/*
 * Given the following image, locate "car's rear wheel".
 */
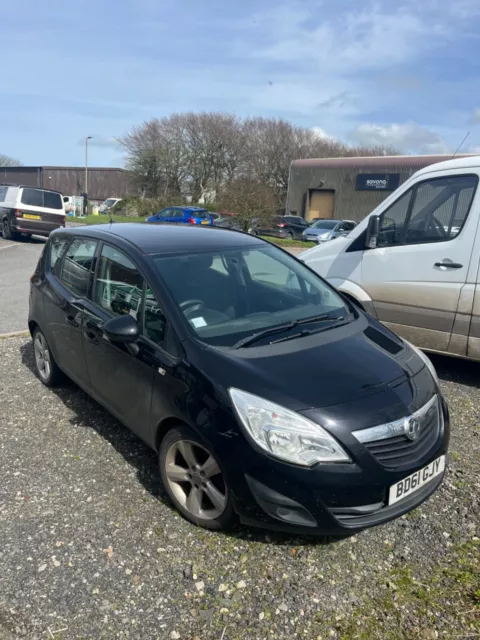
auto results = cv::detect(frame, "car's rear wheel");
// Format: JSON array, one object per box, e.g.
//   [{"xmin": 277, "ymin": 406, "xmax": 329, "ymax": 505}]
[
  {"xmin": 2, "ymin": 218, "xmax": 19, "ymax": 241},
  {"xmin": 248, "ymin": 228, "xmax": 258, "ymax": 236},
  {"xmin": 159, "ymin": 426, "xmax": 235, "ymax": 530},
  {"xmin": 33, "ymin": 328, "xmax": 62, "ymax": 387},
  {"xmin": 286, "ymin": 231, "xmax": 294, "ymax": 240}
]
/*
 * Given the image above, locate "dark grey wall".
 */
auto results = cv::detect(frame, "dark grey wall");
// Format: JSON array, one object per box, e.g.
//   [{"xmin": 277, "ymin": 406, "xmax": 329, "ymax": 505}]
[
  {"xmin": 286, "ymin": 157, "xmax": 453, "ymax": 222},
  {"xmin": 0, "ymin": 167, "xmax": 135, "ymax": 200}
]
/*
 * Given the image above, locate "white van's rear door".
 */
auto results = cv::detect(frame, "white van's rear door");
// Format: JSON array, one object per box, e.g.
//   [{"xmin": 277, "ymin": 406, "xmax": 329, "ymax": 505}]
[{"xmin": 361, "ymin": 170, "xmax": 479, "ymax": 354}]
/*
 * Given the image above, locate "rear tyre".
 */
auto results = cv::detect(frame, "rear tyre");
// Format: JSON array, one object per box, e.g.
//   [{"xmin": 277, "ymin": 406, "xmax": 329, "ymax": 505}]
[
  {"xmin": 33, "ymin": 328, "xmax": 63, "ymax": 387},
  {"xmin": 159, "ymin": 426, "xmax": 236, "ymax": 530},
  {"xmin": 248, "ymin": 228, "xmax": 258, "ymax": 236},
  {"xmin": 2, "ymin": 218, "xmax": 19, "ymax": 241},
  {"xmin": 286, "ymin": 231, "xmax": 294, "ymax": 240}
]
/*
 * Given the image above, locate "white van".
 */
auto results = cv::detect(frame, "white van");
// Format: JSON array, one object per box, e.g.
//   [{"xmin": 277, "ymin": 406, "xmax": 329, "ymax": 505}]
[
  {"xmin": 301, "ymin": 156, "xmax": 480, "ymax": 361},
  {"xmin": 0, "ymin": 185, "xmax": 65, "ymax": 240}
]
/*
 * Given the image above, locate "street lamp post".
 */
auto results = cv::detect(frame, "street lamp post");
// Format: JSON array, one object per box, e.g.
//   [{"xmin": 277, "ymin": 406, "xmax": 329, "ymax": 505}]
[{"xmin": 84, "ymin": 136, "xmax": 93, "ymax": 216}]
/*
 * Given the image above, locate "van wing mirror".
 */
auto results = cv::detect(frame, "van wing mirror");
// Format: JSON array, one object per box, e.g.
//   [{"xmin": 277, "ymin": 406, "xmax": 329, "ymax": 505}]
[{"xmin": 365, "ymin": 215, "xmax": 380, "ymax": 249}]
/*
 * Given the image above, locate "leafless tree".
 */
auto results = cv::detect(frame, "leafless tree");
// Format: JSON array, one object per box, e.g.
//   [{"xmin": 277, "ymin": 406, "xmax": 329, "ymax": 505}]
[
  {"xmin": 119, "ymin": 112, "xmax": 398, "ymax": 204},
  {"xmin": 216, "ymin": 179, "xmax": 278, "ymax": 231},
  {"xmin": 0, "ymin": 154, "xmax": 22, "ymax": 167}
]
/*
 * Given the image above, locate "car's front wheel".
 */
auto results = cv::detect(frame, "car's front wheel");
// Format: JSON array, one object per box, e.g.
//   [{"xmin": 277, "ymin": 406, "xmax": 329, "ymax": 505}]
[
  {"xmin": 159, "ymin": 426, "xmax": 235, "ymax": 530},
  {"xmin": 33, "ymin": 328, "xmax": 62, "ymax": 387}
]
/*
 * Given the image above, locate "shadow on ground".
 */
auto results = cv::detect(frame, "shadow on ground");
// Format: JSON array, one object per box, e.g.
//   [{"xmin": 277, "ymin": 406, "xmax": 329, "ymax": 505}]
[
  {"xmin": 19, "ymin": 339, "xmax": 339, "ymax": 547},
  {"xmin": 430, "ymin": 353, "xmax": 480, "ymax": 389}
]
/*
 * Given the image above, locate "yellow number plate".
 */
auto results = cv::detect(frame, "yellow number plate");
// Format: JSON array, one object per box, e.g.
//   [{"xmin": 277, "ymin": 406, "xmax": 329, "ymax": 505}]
[
  {"xmin": 23, "ymin": 214, "xmax": 41, "ymax": 220},
  {"xmin": 201, "ymin": 220, "xmax": 209, "ymax": 225}
]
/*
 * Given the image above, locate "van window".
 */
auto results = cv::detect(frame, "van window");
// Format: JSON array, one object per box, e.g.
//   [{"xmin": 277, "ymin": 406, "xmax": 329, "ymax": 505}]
[
  {"xmin": 0, "ymin": 186, "xmax": 7, "ymax": 203},
  {"xmin": 21, "ymin": 188, "xmax": 63, "ymax": 210},
  {"xmin": 378, "ymin": 190, "xmax": 413, "ymax": 246},
  {"xmin": 403, "ymin": 175, "xmax": 477, "ymax": 244}
]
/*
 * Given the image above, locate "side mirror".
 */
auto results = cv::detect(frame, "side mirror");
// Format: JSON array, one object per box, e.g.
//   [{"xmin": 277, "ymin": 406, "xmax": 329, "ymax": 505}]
[
  {"xmin": 365, "ymin": 215, "xmax": 380, "ymax": 249},
  {"xmin": 103, "ymin": 314, "xmax": 139, "ymax": 343},
  {"xmin": 63, "ymin": 196, "xmax": 69, "ymax": 203}
]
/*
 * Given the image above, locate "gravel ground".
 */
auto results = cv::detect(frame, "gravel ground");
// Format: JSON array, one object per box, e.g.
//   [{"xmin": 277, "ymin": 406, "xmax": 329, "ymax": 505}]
[{"xmin": 0, "ymin": 336, "xmax": 478, "ymax": 640}]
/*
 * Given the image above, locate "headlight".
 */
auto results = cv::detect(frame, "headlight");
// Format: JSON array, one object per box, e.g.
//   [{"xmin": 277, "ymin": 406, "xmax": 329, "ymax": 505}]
[
  {"xmin": 229, "ymin": 388, "xmax": 350, "ymax": 466},
  {"xmin": 319, "ymin": 232, "xmax": 329, "ymax": 239},
  {"xmin": 403, "ymin": 340, "xmax": 439, "ymax": 387}
]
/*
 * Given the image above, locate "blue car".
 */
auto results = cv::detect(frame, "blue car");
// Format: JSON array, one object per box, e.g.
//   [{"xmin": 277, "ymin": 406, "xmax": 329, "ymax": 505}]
[{"xmin": 146, "ymin": 206, "xmax": 214, "ymax": 226}]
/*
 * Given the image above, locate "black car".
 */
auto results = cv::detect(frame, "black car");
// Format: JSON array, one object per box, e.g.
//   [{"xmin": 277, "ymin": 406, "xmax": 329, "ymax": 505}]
[
  {"xmin": 249, "ymin": 215, "xmax": 310, "ymax": 240},
  {"xmin": 214, "ymin": 215, "xmax": 243, "ymax": 231},
  {"xmin": 29, "ymin": 224, "xmax": 449, "ymax": 534}
]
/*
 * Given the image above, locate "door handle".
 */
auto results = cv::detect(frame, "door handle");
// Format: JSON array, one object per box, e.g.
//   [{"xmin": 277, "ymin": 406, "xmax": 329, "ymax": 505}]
[
  {"xmin": 66, "ymin": 314, "xmax": 79, "ymax": 328},
  {"xmin": 84, "ymin": 330, "xmax": 100, "ymax": 345},
  {"xmin": 434, "ymin": 261, "xmax": 463, "ymax": 269}
]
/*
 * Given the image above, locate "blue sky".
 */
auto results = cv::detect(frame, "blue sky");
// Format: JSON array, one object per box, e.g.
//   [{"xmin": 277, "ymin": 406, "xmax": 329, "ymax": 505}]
[{"xmin": 2, "ymin": 0, "xmax": 480, "ymax": 166}]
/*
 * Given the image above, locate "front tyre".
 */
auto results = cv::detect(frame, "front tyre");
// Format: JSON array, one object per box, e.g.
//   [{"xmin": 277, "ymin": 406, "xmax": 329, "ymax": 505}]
[
  {"xmin": 159, "ymin": 426, "xmax": 235, "ymax": 530},
  {"xmin": 33, "ymin": 328, "xmax": 63, "ymax": 387}
]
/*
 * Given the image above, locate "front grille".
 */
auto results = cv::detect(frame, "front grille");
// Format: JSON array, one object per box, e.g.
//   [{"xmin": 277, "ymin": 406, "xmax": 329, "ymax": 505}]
[{"xmin": 353, "ymin": 396, "xmax": 442, "ymax": 469}]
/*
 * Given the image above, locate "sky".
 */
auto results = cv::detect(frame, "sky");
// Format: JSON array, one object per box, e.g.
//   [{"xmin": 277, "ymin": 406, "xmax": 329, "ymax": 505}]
[{"xmin": 2, "ymin": 0, "xmax": 480, "ymax": 167}]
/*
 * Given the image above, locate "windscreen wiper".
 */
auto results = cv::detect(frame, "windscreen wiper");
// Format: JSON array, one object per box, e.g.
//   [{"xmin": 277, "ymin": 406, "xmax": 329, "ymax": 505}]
[
  {"xmin": 233, "ymin": 321, "xmax": 297, "ymax": 349},
  {"xmin": 269, "ymin": 317, "xmax": 346, "ymax": 344},
  {"xmin": 232, "ymin": 313, "xmax": 346, "ymax": 349}
]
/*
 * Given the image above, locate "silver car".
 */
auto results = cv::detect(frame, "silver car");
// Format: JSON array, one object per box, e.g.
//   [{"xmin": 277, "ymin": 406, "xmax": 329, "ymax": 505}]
[{"xmin": 303, "ymin": 219, "xmax": 357, "ymax": 243}]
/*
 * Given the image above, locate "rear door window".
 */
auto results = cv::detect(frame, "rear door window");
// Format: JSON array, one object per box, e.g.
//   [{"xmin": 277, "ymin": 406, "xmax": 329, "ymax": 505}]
[{"xmin": 59, "ymin": 238, "xmax": 98, "ymax": 297}]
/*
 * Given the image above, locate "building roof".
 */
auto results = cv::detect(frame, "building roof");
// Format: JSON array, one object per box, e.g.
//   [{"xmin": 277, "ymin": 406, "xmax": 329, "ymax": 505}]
[
  {"xmin": 291, "ymin": 154, "xmax": 474, "ymax": 170},
  {"xmin": 0, "ymin": 166, "xmax": 127, "ymax": 172},
  {"xmin": 58, "ymin": 223, "xmax": 262, "ymax": 255}
]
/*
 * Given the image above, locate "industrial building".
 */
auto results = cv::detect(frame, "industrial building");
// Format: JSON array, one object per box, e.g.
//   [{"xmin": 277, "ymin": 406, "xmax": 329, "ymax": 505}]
[
  {"xmin": 286, "ymin": 155, "xmax": 473, "ymax": 223},
  {"xmin": 0, "ymin": 166, "xmax": 134, "ymax": 201}
]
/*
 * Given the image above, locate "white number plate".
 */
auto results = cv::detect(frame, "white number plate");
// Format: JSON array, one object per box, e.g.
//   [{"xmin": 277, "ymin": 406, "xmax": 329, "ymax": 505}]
[{"xmin": 389, "ymin": 455, "xmax": 445, "ymax": 505}]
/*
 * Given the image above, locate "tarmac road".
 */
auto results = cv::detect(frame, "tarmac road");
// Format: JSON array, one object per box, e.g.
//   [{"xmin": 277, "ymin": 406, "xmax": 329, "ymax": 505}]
[{"xmin": 0, "ymin": 235, "xmax": 46, "ymax": 334}]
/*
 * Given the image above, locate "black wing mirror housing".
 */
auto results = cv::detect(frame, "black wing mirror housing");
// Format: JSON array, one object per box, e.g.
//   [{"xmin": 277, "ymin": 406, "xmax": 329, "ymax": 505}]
[{"xmin": 103, "ymin": 314, "xmax": 140, "ymax": 344}]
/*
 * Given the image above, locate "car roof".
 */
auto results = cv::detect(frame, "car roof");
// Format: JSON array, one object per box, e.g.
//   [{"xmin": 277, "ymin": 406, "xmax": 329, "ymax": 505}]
[
  {"xmin": 168, "ymin": 206, "xmax": 207, "ymax": 211},
  {"xmin": 56, "ymin": 223, "xmax": 265, "ymax": 255}
]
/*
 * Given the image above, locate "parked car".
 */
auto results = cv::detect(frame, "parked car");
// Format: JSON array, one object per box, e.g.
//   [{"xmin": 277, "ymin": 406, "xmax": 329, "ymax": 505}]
[
  {"xmin": 29, "ymin": 223, "xmax": 447, "ymax": 534},
  {"xmin": 214, "ymin": 215, "xmax": 243, "ymax": 230},
  {"xmin": 303, "ymin": 219, "xmax": 357, "ymax": 243},
  {"xmin": 249, "ymin": 215, "xmax": 310, "ymax": 240},
  {"xmin": 1, "ymin": 185, "xmax": 65, "ymax": 240},
  {"xmin": 300, "ymin": 155, "xmax": 480, "ymax": 361},
  {"xmin": 146, "ymin": 206, "xmax": 214, "ymax": 225},
  {"xmin": 99, "ymin": 198, "xmax": 122, "ymax": 214}
]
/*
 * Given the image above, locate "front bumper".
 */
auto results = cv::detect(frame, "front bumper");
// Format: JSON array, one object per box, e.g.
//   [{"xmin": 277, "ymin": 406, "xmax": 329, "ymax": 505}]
[{"xmin": 227, "ymin": 396, "xmax": 449, "ymax": 536}]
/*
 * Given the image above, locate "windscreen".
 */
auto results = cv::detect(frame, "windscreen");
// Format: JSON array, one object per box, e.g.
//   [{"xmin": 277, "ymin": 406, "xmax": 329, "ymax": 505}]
[
  {"xmin": 153, "ymin": 245, "xmax": 350, "ymax": 347},
  {"xmin": 311, "ymin": 220, "xmax": 337, "ymax": 229}
]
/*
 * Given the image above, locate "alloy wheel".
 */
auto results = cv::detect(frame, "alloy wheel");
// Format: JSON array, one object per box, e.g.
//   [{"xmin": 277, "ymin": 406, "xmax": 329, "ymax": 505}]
[
  {"xmin": 164, "ymin": 439, "xmax": 226, "ymax": 520},
  {"xmin": 34, "ymin": 332, "xmax": 51, "ymax": 381}
]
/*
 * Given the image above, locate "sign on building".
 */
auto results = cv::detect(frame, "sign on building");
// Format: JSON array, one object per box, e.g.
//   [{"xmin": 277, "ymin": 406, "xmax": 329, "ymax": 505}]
[{"xmin": 355, "ymin": 173, "xmax": 401, "ymax": 191}]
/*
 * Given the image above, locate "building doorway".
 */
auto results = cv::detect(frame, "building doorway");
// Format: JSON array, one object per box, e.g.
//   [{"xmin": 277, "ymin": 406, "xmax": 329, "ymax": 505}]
[{"xmin": 307, "ymin": 190, "xmax": 335, "ymax": 221}]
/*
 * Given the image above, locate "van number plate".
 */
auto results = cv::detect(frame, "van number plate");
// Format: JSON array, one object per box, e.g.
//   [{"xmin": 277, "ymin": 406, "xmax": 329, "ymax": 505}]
[
  {"xmin": 389, "ymin": 455, "xmax": 445, "ymax": 505},
  {"xmin": 23, "ymin": 214, "xmax": 41, "ymax": 220}
]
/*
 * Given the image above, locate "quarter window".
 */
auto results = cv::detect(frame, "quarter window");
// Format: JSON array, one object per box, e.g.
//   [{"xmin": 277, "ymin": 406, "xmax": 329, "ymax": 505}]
[
  {"xmin": 93, "ymin": 244, "xmax": 144, "ymax": 318},
  {"xmin": 49, "ymin": 236, "xmax": 69, "ymax": 268},
  {"xmin": 0, "ymin": 186, "xmax": 7, "ymax": 203},
  {"xmin": 143, "ymin": 288, "xmax": 167, "ymax": 344},
  {"xmin": 378, "ymin": 190, "xmax": 412, "ymax": 247},
  {"xmin": 59, "ymin": 238, "xmax": 97, "ymax": 297}
]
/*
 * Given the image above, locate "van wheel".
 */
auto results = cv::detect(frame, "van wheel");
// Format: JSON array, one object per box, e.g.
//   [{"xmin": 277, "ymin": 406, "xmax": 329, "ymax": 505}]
[
  {"xmin": 159, "ymin": 426, "xmax": 235, "ymax": 530},
  {"xmin": 2, "ymin": 219, "xmax": 18, "ymax": 241},
  {"xmin": 33, "ymin": 328, "xmax": 63, "ymax": 387}
]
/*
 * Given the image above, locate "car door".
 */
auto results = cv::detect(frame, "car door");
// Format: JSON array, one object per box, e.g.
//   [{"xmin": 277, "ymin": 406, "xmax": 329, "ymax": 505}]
[
  {"xmin": 361, "ymin": 172, "xmax": 479, "ymax": 353},
  {"xmin": 43, "ymin": 235, "xmax": 98, "ymax": 388},
  {"xmin": 80, "ymin": 242, "xmax": 154, "ymax": 438}
]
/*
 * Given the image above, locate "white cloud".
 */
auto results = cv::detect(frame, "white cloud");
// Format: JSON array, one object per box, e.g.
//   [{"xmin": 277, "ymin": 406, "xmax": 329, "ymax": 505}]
[
  {"xmin": 249, "ymin": 4, "xmax": 448, "ymax": 73},
  {"xmin": 311, "ymin": 126, "xmax": 336, "ymax": 141},
  {"xmin": 349, "ymin": 122, "xmax": 451, "ymax": 154},
  {"xmin": 468, "ymin": 108, "xmax": 480, "ymax": 125}
]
